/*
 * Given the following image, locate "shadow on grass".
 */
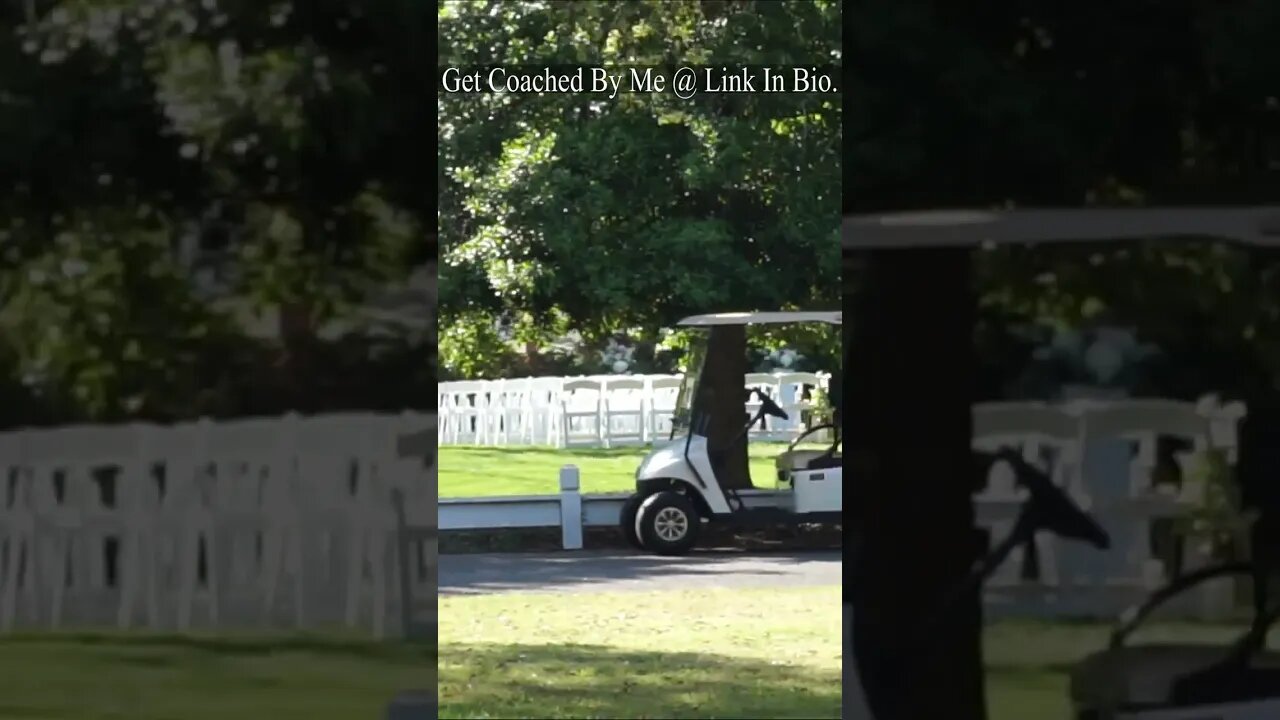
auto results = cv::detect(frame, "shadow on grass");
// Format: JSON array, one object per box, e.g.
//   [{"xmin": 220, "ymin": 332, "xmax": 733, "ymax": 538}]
[{"xmin": 439, "ymin": 641, "xmax": 839, "ymax": 719}]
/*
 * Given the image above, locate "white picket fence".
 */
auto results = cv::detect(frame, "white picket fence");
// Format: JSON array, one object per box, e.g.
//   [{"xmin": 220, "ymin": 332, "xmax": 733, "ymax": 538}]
[
  {"xmin": 438, "ymin": 371, "xmax": 833, "ymax": 447},
  {"xmin": 0, "ymin": 412, "xmax": 437, "ymax": 636},
  {"xmin": 439, "ymin": 395, "xmax": 1249, "ymax": 619}
]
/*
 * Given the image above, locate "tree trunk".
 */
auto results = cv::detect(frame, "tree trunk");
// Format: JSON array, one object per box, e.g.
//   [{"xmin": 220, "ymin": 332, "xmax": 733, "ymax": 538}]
[{"xmin": 847, "ymin": 248, "xmax": 985, "ymax": 720}]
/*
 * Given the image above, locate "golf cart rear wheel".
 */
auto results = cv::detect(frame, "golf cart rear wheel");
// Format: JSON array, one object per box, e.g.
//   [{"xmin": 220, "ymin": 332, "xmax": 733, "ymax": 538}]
[
  {"xmin": 619, "ymin": 493, "xmax": 648, "ymax": 551},
  {"xmin": 636, "ymin": 490, "xmax": 700, "ymax": 556}
]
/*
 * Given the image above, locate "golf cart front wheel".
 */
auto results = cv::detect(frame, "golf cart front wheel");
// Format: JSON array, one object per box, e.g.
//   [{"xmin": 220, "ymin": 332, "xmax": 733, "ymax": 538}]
[
  {"xmin": 619, "ymin": 493, "xmax": 648, "ymax": 551},
  {"xmin": 636, "ymin": 490, "xmax": 700, "ymax": 556}
]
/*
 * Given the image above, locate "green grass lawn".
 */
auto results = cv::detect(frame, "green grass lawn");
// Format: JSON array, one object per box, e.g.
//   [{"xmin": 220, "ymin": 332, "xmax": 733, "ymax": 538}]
[
  {"xmin": 440, "ymin": 586, "xmax": 842, "ymax": 719},
  {"xmin": 0, "ymin": 633, "xmax": 433, "ymax": 720},
  {"xmin": 439, "ymin": 586, "xmax": 1266, "ymax": 719},
  {"xmin": 0, "ymin": 607, "xmax": 1261, "ymax": 719},
  {"xmin": 439, "ymin": 443, "xmax": 817, "ymax": 497}
]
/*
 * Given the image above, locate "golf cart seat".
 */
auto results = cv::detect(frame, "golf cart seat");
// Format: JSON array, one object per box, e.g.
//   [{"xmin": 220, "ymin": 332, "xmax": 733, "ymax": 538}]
[
  {"xmin": 775, "ymin": 448, "xmax": 841, "ymax": 472},
  {"xmin": 1070, "ymin": 645, "xmax": 1280, "ymax": 713},
  {"xmin": 804, "ymin": 452, "xmax": 842, "ymax": 470}
]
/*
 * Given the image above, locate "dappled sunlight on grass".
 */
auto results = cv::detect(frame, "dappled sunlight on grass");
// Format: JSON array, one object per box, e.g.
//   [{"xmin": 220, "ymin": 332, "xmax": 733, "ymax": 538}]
[
  {"xmin": 438, "ymin": 585, "xmax": 841, "ymax": 718},
  {"xmin": 439, "ymin": 642, "xmax": 840, "ymax": 719},
  {"xmin": 432, "ymin": 601, "xmax": 1280, "ymax": 719}
]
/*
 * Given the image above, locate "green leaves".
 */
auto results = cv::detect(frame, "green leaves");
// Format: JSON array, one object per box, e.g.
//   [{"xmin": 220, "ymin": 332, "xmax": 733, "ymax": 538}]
[
  {"xmin": 0, "ymin": 0, "xmax": 433, "ymax": 422},
  {"xmin": 439, "ymin": 1, "xmax": 840, "ymax": 370}
]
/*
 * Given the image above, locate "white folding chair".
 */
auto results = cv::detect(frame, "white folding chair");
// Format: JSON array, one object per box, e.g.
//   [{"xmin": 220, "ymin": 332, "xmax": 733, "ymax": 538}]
[
  {"xmin": 441, "ymin": 381, "xmax": 487, "ymax": 445},
  {"xmin": 390, "ymin": 411, "xmax": 437, "ymax": 632},
  {"xmin": 0, "ymin": 430, "xmax": 37, "ymax": 631},
  {"xmin": 20, "ymin": 423, "xmax": 146, "ymax": 628},
  {"xmin": 1068, "ymin": 399, "xmax": 1221, "ymax": 604},
  {"xmin": 775, "ymin": 371, "xmax": 823, "ymax": 439},
  {"xmin": 972, "ymin": 402, "xmax": 1085, "ymax": 592},
  {"xmin": 274, "ymin": 412, "xmax": 382, "ymax": 627},
  {"xmin": 116, "ymin": 422, "xmax": 207, "ymax": 631},
  {"xmin": 603, "ymin": 378, "xmax": 646, "ymax": 447},
  {"xmin": 560, "ymin": 379, "xmax": 605, "ymax": 448},
  {"xmin": 492, "ymin": 378, "xmax": 532, "ymax": 446},
  {"xmin": 525, "ymin": 378, "xmax": 562, "ymax": 445},
  {"xmin": 647, "ymin": 376, "xmax": 683, "ymax": 442},
  {"xmin": 1196, "ymin": 394, "xmax": 1247, "ymax": 464},
  {"xmin": 436, "ymin": 384, "xmax": 453, "ymax": 445},
  {"xmin": 189, "ymin": 416, "xmax": 296, "ymax": 628},
  {"xmin": 1076, "ymin": 399, "xmax": 1215, "ymax": 503},
  {"xmin": 340, "ymin": 414, "xmax": 407, "ymax": 638}
]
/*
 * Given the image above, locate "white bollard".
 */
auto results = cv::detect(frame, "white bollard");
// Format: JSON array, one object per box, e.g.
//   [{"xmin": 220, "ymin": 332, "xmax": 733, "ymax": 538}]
[{"xmin": 559, "ymin": 465, "xmax": 583, "ymax": 550}]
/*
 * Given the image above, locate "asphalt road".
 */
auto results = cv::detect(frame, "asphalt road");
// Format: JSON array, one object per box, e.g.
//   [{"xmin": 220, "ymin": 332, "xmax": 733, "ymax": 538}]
[{"xmin": 439, "ymin": 549, "xmax": 842, "ymax": 595}]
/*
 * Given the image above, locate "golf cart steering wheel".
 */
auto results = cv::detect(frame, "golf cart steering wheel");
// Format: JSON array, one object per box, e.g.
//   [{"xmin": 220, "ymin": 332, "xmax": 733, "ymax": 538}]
[
  {"xmin": 788, "ymin": 423, "xmax": 835, "ymax": 449},
  {"xmin": 789, "ymin": 422, "xmax": 841, "ymax": 461},
  {"xmin": 988, "ymin": 448, "xmax": 1111, "ymax": 550},
  {"xmin": 752, "ymin": 388, "xmax": 789, "ymax": 421},
  {"xmin": 1108, "ymin": 563, "xmax": 1255, "ymax": 650}
]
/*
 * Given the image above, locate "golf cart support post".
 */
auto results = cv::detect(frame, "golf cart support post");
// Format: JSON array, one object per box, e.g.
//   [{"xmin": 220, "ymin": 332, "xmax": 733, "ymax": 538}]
[{"xmin": 843, "ymin": 206, "xmax": 1280, "ymax": 720}]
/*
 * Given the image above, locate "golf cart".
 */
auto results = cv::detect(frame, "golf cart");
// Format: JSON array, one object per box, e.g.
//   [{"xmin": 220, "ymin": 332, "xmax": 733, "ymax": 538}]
[
  {"xmin": 619, "ymin": 311, "xmax": 842, "ymax": 556},
  {"xmin": 846, "ymin": 207, "xmax": 1280, "ymax": 720},
  {"xmin": 843, "ymin": 406, "xmax": 1280, "ymax": 720}
]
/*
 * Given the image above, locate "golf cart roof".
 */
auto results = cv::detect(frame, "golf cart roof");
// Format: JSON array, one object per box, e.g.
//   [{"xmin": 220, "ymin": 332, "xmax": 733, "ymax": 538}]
[
  {"xmin": 678, "ymin": 311, "xmax": 842, "ymax": 326},
  {"xmin": 843, "ymin": 206, "xmax": 1280, "ymax": 249}
]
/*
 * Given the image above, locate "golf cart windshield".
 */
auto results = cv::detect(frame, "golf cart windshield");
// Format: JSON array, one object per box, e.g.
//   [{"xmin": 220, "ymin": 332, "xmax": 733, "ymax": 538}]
[
  {"xmin": 668, "ymin": 311, "xmax": 842, "ymax": 441},
  {"xmin": 670, "ymin": 331, "xmax": 708, "ymax": 438}
]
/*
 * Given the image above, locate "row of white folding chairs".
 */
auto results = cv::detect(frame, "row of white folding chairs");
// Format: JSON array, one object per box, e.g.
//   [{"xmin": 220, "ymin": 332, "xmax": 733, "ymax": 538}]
[
  {"xmin": 0, "ymin": 412, "xmax": 434, "ymax": 635},
  {"xmin": 438, "ymin": 375, "xmax": 665, "ymax": 447},
  {"xmin": 971, "ymin": 396, "xmax": 1246, "ymax": 604},
  {"xmin": 438, "ymin": 371, "xmax": 831, "ymax": 447}
]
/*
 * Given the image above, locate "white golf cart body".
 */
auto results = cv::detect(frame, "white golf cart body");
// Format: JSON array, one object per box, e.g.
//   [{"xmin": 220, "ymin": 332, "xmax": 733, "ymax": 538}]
[
  {"xmin": 634, "ymin": 310, "xmax": 842, "ymax": 514},
  {"xmin": 843, "ymin": 207, "xmax": 1280, "ymax": 720},
  {"xmin": 624, "ymin": 310, "xmax": 843, "ymax": 555},
  {"xmin": 636, "ymin": 435, "xmax": 732, "ymax": 514},
  {"xmin": 636, "ymin": 433, "xmax": 843, "ymax": 516}
]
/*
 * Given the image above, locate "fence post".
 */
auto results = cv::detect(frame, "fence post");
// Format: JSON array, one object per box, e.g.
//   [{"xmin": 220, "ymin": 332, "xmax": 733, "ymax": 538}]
[{"xmin": 559, "ymin": 465, "xmax": 583, "ymax": 550}]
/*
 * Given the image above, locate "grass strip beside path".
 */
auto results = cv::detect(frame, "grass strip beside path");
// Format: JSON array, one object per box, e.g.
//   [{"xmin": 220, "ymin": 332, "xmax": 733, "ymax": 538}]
[
  {"xmin": 439, "ymin": 444, "xmax": 797, "ymax": 498},
  {"xmin": 0, "ymin": 633, "xmax": 433, "ymax": 720}
]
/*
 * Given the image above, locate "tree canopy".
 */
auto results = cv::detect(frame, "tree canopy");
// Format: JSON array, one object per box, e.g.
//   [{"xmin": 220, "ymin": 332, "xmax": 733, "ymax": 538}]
[
  {"xmin": 851, "ymin": 0, "xmax": 1280, "ymax": 400},
  {"xmin": 0, "ymin": 0, "xmax": 433, "ymax": 427},
  {"xmin": 438, "ymin": 0, "xmax": 841, "ymax": 378}
]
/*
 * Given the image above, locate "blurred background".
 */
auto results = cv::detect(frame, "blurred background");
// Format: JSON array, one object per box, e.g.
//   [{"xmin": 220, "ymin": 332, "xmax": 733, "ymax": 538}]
[
  {"xmin": 0, "ymin": 3, "xmax": 436, "ymax": 719},
  {"xmin": 850, "ymin": 2, "xmax": 1280, "ymax": 718},
  {"xmin": 0, "ymin": 0, "xmax": 435, "ymax": 429}
]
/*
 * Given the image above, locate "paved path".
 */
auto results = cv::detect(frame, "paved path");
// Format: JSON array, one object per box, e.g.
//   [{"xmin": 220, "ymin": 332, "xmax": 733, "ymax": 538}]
[{"xmin": 439, "ymin": 550, "xmax": 842, "ymax": 595}]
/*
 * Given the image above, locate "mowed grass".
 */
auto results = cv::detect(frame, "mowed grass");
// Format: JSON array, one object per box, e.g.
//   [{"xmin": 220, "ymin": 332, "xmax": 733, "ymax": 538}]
[
  {"xmin": 439, "ymin": 443, "xmax": 813, "ymax": 497},
  {"xmin": 439, "ymin": 586, "xmax": 842, "ymax": 719},
  {"xmin": 985, "ymin": 620, "xmax": 1272, "ymax": 719},
  {"xmin": 0, "ymin": 633, "xmax": 433, "ymax": 720},
  {"xmin": 440, "ymin": 587, "xmax": 1267, "ymax": 720},
  {"xmin": 0, "ymin": 609, "xmax": 1260, "ymax": 718}
]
